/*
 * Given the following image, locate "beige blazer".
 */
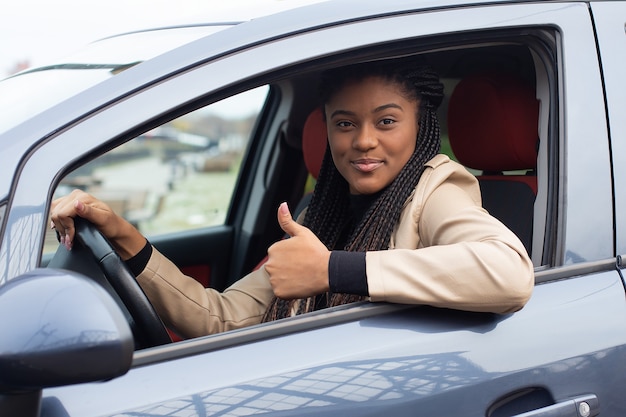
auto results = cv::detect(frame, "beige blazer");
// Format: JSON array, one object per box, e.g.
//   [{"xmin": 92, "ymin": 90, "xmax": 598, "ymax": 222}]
[{"xmin": 137, "ymin": 154, "xmax": 534, "ymax": 339}]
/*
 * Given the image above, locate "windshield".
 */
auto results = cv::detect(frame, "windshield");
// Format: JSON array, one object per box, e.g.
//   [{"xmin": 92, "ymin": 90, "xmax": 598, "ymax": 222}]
[{"xmin": 0, "ymin": 25, "xmax": 232, "ymax": 135}]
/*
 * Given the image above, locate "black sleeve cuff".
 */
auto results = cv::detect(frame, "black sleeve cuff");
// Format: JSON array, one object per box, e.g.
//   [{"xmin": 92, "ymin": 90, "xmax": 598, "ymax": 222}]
[
  {"xmin": 125, "ymin": 239, "xmax": 152, "ymax": 276},
  {"xmin": 328, "ymin": 251, "xmax": 369, "ymax": 296}
]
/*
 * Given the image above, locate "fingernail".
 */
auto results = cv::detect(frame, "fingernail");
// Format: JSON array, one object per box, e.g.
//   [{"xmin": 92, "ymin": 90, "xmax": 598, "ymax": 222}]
[
  {"xmin": 74, "ymin": 200, "xmax": 84, "ymax": 211},
  {"xmin": 50, "ymin": 220, "xmax": 54, "ymax": 229},
  {"xmin": 65, "ymin": 234, "xmax": 72, "ymax": 251},
  {"xmin": 279, "ymin": 202, "xmax": 288, "ymax": 215}
]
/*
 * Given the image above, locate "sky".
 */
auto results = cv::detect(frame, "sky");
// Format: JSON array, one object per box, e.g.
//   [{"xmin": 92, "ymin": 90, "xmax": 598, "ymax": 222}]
[{"xmin": 0, "ymin": 0, "xmax": 326, "ymax": 78}]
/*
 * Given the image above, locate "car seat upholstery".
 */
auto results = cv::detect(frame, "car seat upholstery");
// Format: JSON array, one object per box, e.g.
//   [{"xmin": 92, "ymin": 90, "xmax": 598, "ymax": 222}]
[
  {"xmin": 293, "ymin": 107, "xmax": 327, "ymax": 217},
  {"xmin": 447, "ymin": 71, "xmax": 540, "ymax": 253},
  {"xmin": 302, "ymin": 107, "xmax": 326, "ymax": 181}
]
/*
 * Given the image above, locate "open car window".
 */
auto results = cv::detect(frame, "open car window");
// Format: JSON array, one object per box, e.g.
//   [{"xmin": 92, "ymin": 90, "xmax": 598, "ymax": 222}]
[{"xmin": 45, "ymin": 86, "xmax": 269, "ymax": 254}]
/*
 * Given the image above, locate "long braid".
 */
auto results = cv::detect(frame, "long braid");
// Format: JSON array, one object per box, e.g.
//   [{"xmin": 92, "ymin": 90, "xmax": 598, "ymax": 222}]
[{"xmin": 263, "ymin": 57, "xmax": 444, "ymax": 321}]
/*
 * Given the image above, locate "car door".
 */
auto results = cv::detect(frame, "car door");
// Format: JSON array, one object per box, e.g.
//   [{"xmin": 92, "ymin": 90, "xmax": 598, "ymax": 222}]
[{"xmin": 4, "ymin": 1, "xmax": 626, "ymax": 416}]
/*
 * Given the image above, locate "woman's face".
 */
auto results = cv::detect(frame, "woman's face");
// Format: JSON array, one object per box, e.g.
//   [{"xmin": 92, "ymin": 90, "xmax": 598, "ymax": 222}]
[{"xmin": 325, "ymin": 76, "xmax": 420, "ymax": 195}]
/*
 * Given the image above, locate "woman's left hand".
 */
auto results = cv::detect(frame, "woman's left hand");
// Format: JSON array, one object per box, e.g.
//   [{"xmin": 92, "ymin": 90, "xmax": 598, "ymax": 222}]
[
  {"xmin": 50, "ymin": 189, "xmax": 147, "ymax": 260},
  {"xmin": 265, "ymin": 202, "xmax": 331, "ymax": 299}
]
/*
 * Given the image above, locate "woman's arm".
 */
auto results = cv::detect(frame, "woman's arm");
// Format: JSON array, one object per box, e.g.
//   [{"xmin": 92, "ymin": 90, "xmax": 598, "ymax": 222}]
[
  {"xmin": 366, "ymin": 162, "xmax": 534, "ymax": 313},
  {"xmin": 137, "ymin": 248, "xmax": 274, "ymax": 338}
]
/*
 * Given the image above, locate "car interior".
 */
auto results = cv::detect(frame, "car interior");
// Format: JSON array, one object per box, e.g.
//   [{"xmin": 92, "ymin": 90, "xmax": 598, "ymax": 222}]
[{"xmin": 45, "ymin": 28, "xmax": 555, "ymax": 348}]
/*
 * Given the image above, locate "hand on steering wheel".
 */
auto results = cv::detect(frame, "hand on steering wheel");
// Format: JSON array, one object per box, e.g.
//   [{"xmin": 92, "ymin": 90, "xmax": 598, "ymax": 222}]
[{"xmin": 49, "ymin": 217, "xmax": 171, "ymax": 349}]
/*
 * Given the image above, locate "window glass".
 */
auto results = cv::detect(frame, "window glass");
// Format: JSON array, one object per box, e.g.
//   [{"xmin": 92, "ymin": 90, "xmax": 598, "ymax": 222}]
[{"xmin": 44, "ymin": 86, "xmax": 269, "ymax": 254}]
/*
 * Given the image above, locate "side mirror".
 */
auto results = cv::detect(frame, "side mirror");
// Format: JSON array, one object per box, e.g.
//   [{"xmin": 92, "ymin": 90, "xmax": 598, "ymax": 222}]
[{"xmin": 0, "ymin": 269, "xmax": 133, "ymax": 417}]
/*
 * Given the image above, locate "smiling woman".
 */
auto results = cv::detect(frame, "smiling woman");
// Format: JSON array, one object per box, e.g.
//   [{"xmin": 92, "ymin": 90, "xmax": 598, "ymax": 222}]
[
  {"xmin": 325, "ymin": 76, "xmax": 420, "ymax": 195},
  {"xmin": 4, "ymin": 1, "xmax": 626, "ymax": 415},
  {"xmin": 263, "ymin": 57, "xmax": 532, "ymax": 321}
]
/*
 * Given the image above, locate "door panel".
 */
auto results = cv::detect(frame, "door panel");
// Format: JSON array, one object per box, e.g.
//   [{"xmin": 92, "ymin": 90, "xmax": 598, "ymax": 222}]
[
  {"xmin": 42, "ymin": 270, "xmax": 626, "ymax": 416},
  {"xmin": 150, "ymin": 225, "xmax": 233, "ymax": 291}
]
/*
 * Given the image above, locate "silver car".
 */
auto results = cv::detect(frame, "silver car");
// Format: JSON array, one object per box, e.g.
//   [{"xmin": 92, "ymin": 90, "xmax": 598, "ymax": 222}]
[{"xmin": 1, "ymin": 0, "xmax": 625, "ymax": 416}]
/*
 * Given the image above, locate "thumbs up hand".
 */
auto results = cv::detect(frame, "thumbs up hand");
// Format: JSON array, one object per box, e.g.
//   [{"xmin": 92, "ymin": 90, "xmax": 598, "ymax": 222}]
[{"xmin": 265, "ymin": 202, "xmax": 331, "ymax": 299}]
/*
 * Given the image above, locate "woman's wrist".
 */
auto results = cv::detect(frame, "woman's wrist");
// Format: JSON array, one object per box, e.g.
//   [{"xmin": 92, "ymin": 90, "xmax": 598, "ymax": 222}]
[{"xmin": 110, "ymin": 219, "xmax": 147, "ymax": 260}]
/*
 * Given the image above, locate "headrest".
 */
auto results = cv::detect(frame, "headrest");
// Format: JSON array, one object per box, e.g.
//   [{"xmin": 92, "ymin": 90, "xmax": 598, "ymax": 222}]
[
  {"xmin": 302, "ymin": 108, "xmax": 327, "ymax": 179},
  {"xmin": 448, "ymin": 72, "xmax": 539, "ymax": 172}
]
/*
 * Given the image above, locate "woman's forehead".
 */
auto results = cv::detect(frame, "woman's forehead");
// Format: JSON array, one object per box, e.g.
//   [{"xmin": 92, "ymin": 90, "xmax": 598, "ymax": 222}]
[{"xmin": 325, "ymin": 76, "xmax": 418, "ymax": 112}]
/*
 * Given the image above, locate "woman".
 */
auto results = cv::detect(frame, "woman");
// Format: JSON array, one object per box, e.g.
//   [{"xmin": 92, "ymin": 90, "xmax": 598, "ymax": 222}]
[{"xmin": 51, "ymin": 57, "xmax": 534, "ymax": 339}]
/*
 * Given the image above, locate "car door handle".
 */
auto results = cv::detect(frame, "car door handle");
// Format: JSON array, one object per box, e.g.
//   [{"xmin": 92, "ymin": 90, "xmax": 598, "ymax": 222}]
[{"xmin": 511, "ymin": 394, "xmax": 598, "ymax": 417}]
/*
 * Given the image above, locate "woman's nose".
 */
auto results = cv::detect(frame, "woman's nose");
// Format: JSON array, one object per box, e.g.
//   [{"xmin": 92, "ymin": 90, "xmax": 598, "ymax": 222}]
[{"xmin": 353, "ymin": 124, "xmax": 378, "ymax": 151}]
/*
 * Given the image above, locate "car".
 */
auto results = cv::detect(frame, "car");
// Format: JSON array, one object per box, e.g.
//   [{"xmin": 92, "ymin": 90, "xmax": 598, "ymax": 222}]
[{"xmin": 1, "ymin": 0, "xmax": 626, "ymax": 415}]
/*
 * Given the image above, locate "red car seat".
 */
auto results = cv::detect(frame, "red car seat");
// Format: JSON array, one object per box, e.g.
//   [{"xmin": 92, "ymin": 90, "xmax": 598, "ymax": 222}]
[
  {"xmin": 447, "ymin": 72, "xmax": 540, "ymax": 253},
  {"xmin": 302, "ymin": 107, "xmax": 327, "ymax": 181},
  {"xmin": 292, "ymin": 107, "xmax": 327, "ymax": 216}
]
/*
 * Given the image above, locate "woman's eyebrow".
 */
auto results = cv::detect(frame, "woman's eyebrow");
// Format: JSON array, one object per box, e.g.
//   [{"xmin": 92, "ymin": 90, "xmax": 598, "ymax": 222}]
[
  {"xmin": 330, "ymin": 103, "xmax": 403, "ymax": 119},
  {"xmin": 329, "ymin": 109, "xmax": 356, "ymax": 119},
  {"xmin": 373, "ymin": 103, "xmax": 403, "ymax": 113}
]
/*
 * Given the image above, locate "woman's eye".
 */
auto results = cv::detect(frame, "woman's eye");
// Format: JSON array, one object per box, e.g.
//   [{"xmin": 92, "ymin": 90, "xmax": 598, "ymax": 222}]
[
  {"xmin": 337, "ymin": 121, "xmax": 353, "ymax": 128},
  {"xmin": 379, "ymin": 118, "xmax": 395, "ymax": 125}
]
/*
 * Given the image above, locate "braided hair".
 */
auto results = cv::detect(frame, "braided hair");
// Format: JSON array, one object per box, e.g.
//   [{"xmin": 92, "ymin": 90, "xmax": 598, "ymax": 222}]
[{"xmin": 263, "ymin": 57, "xmax": 444, "ymax": 321}]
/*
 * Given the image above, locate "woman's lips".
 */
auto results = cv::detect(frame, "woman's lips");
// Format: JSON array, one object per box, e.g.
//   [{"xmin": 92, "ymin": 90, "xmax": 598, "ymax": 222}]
[{"xmin": 351, "ymin": 159, "xmax": 383, "ymax": 172}]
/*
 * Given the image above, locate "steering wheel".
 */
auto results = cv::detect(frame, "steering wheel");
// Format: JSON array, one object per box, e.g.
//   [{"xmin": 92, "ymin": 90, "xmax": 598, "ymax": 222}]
[{"xmin": 49, "ymin": 217, "xmax": 171, "ymax": 349}]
